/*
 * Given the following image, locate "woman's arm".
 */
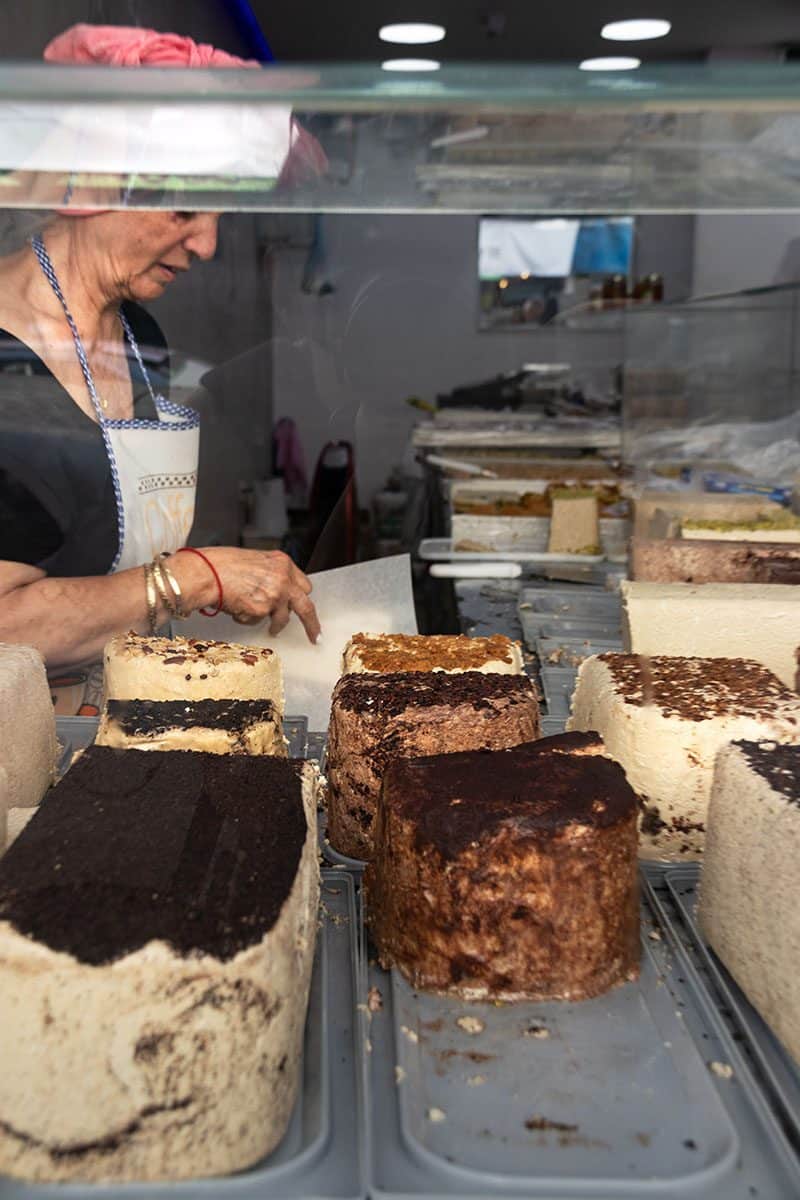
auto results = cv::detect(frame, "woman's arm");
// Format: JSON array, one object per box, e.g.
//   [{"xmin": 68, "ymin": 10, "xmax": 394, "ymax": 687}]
[
  {"xmin": 0, "ymin": 548, "xmax": 320, "ymax": 671},
  {"xmin": 0, "ymin": 560, "xmax": 188, "ymax": 670}
]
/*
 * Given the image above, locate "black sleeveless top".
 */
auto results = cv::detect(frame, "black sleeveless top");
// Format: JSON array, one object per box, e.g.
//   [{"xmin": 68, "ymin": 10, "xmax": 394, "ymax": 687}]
[{"xmin": 0, "ymin": 304, "xmax": 169, "ymax": 576}]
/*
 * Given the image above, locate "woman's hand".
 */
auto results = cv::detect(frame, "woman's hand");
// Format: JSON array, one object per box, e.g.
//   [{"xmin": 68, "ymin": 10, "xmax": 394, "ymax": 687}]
[{"xmin": 171, "ymin": 547, "xmax": 321, "ymax": 643}]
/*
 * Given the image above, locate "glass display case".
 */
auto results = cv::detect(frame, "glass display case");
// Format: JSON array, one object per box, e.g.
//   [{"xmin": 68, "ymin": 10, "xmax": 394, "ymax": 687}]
[
  {"xmin": 4, "ymin": 61, "xmax": 800, "ymax": 211},
  {"xmin": 3, "ymin": 57, "xmax": 800, "ymax": 1200},
  {"xmin": 551, "ymin": 282, "xmax": 800, "ymax": 467},
  {"xmin": 1, "ymin": 62, "xmax": 800, "ymax": 562}
]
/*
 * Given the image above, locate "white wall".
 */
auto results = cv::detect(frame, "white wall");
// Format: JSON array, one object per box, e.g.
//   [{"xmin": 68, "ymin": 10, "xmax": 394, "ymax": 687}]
[{"xmin": 693, "ymin": 214, "xmax": 800, "ymax": 296}]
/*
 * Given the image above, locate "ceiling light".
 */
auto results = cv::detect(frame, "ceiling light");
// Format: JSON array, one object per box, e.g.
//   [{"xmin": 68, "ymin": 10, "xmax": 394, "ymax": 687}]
[
  {"xmin": 579, "ymin": 56, "xmax": 641, "ymax": 71},
  {"xmin": 382, "ymin": 58, "xmax": 441, "ymax": 71},
  {"xmin": 379, "ymin": 22, "xmax": 446, "ymax": 45},
  {"xmin": 601, "ymin": 18, "xmax": 671, "ymax": 41}
]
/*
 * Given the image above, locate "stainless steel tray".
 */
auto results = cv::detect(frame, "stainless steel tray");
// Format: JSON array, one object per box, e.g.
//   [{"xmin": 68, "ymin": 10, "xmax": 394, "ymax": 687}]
[
  {"xmin": 521, "ymin": 613, "xmax": 624, "ymax": 648},
  {"xmin": 55, "ymin": 715, "xmax": 309, "ymax": 763},
  {"xmin": 362, "ymin": 878, "xmax": 800, "ymax": 1198},
  {"xmin": 540, "ymin": 716, "xmax": 568, "ymax": 737},
  {"xmin": 320, "ymin": 812, "xmax": 367, "ymax": 874},
  {"xmin": 535, "ymin": 636, "xmax": 621, "ymax": 668},
  {"xmin": 518, "ymin": 585, "xmax": 622, "ymax": 652},
  {"xmin": 538, "ymin": 666, "xmax": 577, "ymax": 719},
  {"xmin": 519, "ymin": 586, "xmax": 621, "ymax": 616},
  {"xmin": 0, "ymin": 872, "xmax": 363, "ymax": 1199},
  {"xmin": 663, "ymin": 864, "xmax": 800, "ymax": 1150}
]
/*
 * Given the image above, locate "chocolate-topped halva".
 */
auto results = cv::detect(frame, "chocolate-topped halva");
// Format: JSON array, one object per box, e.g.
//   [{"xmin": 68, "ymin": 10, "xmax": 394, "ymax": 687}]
[
  {"xmin": 0, "ymin": 745, "xmax": 306, "ymax": 965},
  {"xmin": 569, "ymin": 653, "xmax": 800, "ymax": 860},
  {"xmin": 0, "ymin": 745, "xmax": 321, "ymax": 1185},
  {"xmin": 738, "ymin": 740, "xmax": 800, "ymax": 803},
  {"xmin": 366, "ymin": 733, "xmax": 640, "ymax": 1002},
  {"xmin": 326, "ymin": 670, "xmax": 539, "ymax": 860}
]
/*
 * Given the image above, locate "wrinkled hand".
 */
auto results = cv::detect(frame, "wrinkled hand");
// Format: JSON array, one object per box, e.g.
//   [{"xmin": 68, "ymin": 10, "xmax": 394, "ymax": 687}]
[{"xmin": 202, "ymin": 548, "xmax": 320, "ymax": 643}]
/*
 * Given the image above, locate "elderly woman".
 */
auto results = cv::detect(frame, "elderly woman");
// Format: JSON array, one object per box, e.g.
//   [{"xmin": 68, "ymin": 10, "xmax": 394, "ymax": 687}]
[{"xmin": 0, "ymin": 26, "xmax": 321, "ymax": 711}]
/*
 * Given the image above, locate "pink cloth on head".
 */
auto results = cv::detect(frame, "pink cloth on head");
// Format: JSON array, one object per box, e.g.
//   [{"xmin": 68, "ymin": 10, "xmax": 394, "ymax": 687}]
[
  {"xmin": 43, "ymin": 23, "xmax": 327, "ymax": 187},
  {"xmin": 44, "ymin": 24, "xmax": 259, "ymax": 69}
]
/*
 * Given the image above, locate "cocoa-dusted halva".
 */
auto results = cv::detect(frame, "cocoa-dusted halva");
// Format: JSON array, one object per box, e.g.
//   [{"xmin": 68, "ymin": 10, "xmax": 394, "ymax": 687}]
[
  {"xmin": 0, "ymin": 745, "xmax": 319, "ymax": 1184},
  {"xmin": 326, "ymin": 671, "xmax": 540, "ymax": 860},
  {"xmin": 366, "ymin": 733, "xmax": 640, "ymax": 1002},
  {"xmin": 568, "ymin": 653, "xmax": 800, "ymax": 859}
]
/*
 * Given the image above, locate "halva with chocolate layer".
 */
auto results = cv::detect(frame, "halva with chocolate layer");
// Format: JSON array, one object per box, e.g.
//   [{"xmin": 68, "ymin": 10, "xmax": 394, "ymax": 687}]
[
  {"xmin": 0, "ymin": 644, "xmax": 57, "ymax": 851},
  {"xmin": 621, "ymin": 580, "xmax": 800, "ymax": 688},
  {"xmin": 0, "ymin": 745, "xmax": 319, "ymax": 1183},
  {"xmin": 326, "ymin": 671, "xmax": 540, "ymax": 860},
  {"xmin": 699, "ymin": 741, "xmax": 800, "ymax": 1065},
  {"xmin": 98, "ymin": 633, "xmax": 285, "ymax": 754},
  {"xmin": 97, "ymin": 698, "xmax": 286, "ymax": 756},
  {"xmin": 568, "ymin": 654, "xmax": 800, "ymax": 860},
  {"xmin": 366, "ymin": 732, "xmax": 639, "ymax": 1002},
  {"xmin": 341, "ymin": 632, "xmax": 524, "ymax": 675}
]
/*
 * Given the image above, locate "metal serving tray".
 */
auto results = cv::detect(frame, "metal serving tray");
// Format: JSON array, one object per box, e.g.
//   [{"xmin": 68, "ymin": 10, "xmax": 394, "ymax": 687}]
[
  {"xmin": 0, "ymin": 872, "xmax": 364, "ymax": 1200},
  {"xmin": 540, "ymin": 716, "xmax": 568, "ymax": 737},
  {"xmin": 55, "ymin": 715, "xmax": 309, "ymax": 763},
  {"xmin": 519, "ymin": 591, "xmax": 622, "ymax": 619},
  {"xmin": 662, "ymin": 864, "xmax": 800, "ymax": 1150},
  {"xmin": 538, "ymin": 667, "xmax": 577, "ymax": 719},
  {"xmin": 535, "ymin": 636, "xmax": 621, "ymax": 667},
  {"xmin": 361, "ymin": 880, "xmax": 800, "ymax": 1198},
  {"xmin": 520, "ymin": 612, "xmax": 623, "ymax": 648},
  {"xmin": 320, "ymin": 813, "xmax": 367, "ymax": 874}
]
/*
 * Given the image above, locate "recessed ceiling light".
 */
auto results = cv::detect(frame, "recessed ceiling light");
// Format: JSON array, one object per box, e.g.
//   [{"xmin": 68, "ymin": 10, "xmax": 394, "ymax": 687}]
[
  {"xmin": 579, "ymin": 56, "xmax": 641, "ymax": 71},
  {"xmin": 382, "ymin": 58, "xmax": 441, "ymax": 71},
  {"xmin": 601, "ymin": 18, "xmax": 671, "ymax": 41},
  {"xmin": 379, "ymin": 22, "xmax": 446, "ymax": 44}
]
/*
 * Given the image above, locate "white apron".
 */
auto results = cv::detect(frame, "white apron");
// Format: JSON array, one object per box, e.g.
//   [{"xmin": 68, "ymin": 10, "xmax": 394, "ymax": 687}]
[{"xmin": 31, "ymin": 234, "xmax": 200, "ymax": 711}]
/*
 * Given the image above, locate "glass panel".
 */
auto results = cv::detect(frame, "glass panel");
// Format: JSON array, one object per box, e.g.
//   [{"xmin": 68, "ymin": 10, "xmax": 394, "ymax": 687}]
[
  {"xmin": 619, "ymin": 284, "xmax": 800, "ymax": 465},
  {"xmin": 3, "ymin": 63, "xmax": 800, "ymax": 213}
]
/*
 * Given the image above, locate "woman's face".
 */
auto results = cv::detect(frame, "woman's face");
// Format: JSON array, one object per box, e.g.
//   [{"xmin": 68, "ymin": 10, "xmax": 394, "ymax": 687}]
[{"xmin": 94, "ymin": 210, "xmax": 220, "ymax": 302}]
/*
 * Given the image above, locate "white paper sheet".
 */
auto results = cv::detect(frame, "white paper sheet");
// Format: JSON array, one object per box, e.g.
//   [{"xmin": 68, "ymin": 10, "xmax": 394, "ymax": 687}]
[{"xmin": 181, "ymin": 554, "xmax": 418, "ymax": 731}]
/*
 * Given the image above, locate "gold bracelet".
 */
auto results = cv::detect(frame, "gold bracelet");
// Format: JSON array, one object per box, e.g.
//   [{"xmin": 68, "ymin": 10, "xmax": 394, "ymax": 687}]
[
  {"xmin": 158, "ymin": 553, "xmax": 189, "ymax": 619},
  {"xmin": 143, "ymin": 562, "xmax": 159, "ymax": 635},
  {"xmin": 151, "ymin": 559, "xmax": 178, "ymax": 617}
]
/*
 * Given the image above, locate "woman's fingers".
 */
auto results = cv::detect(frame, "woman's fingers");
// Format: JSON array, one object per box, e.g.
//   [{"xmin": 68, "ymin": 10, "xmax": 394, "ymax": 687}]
[
  {"xmin": 290, "ymin": 589, "xmax": 322, "ymax": 644},
  {"xmin": 207, "ymin": 548, "xmax": 320, "ymax": 639},
  {"xmin": 268, "ymin": 601, "xmax": 291, "ymax": 636},
  {"xmin": 291, "ymin": 564, "xmax": 313, "ymax": 595}
]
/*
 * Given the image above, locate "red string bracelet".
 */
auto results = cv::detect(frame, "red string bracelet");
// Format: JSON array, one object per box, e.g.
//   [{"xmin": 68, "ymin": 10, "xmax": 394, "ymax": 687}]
[{"xmin": 176, "ymin": 547, "xmax": 223, "ymax": 617}]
